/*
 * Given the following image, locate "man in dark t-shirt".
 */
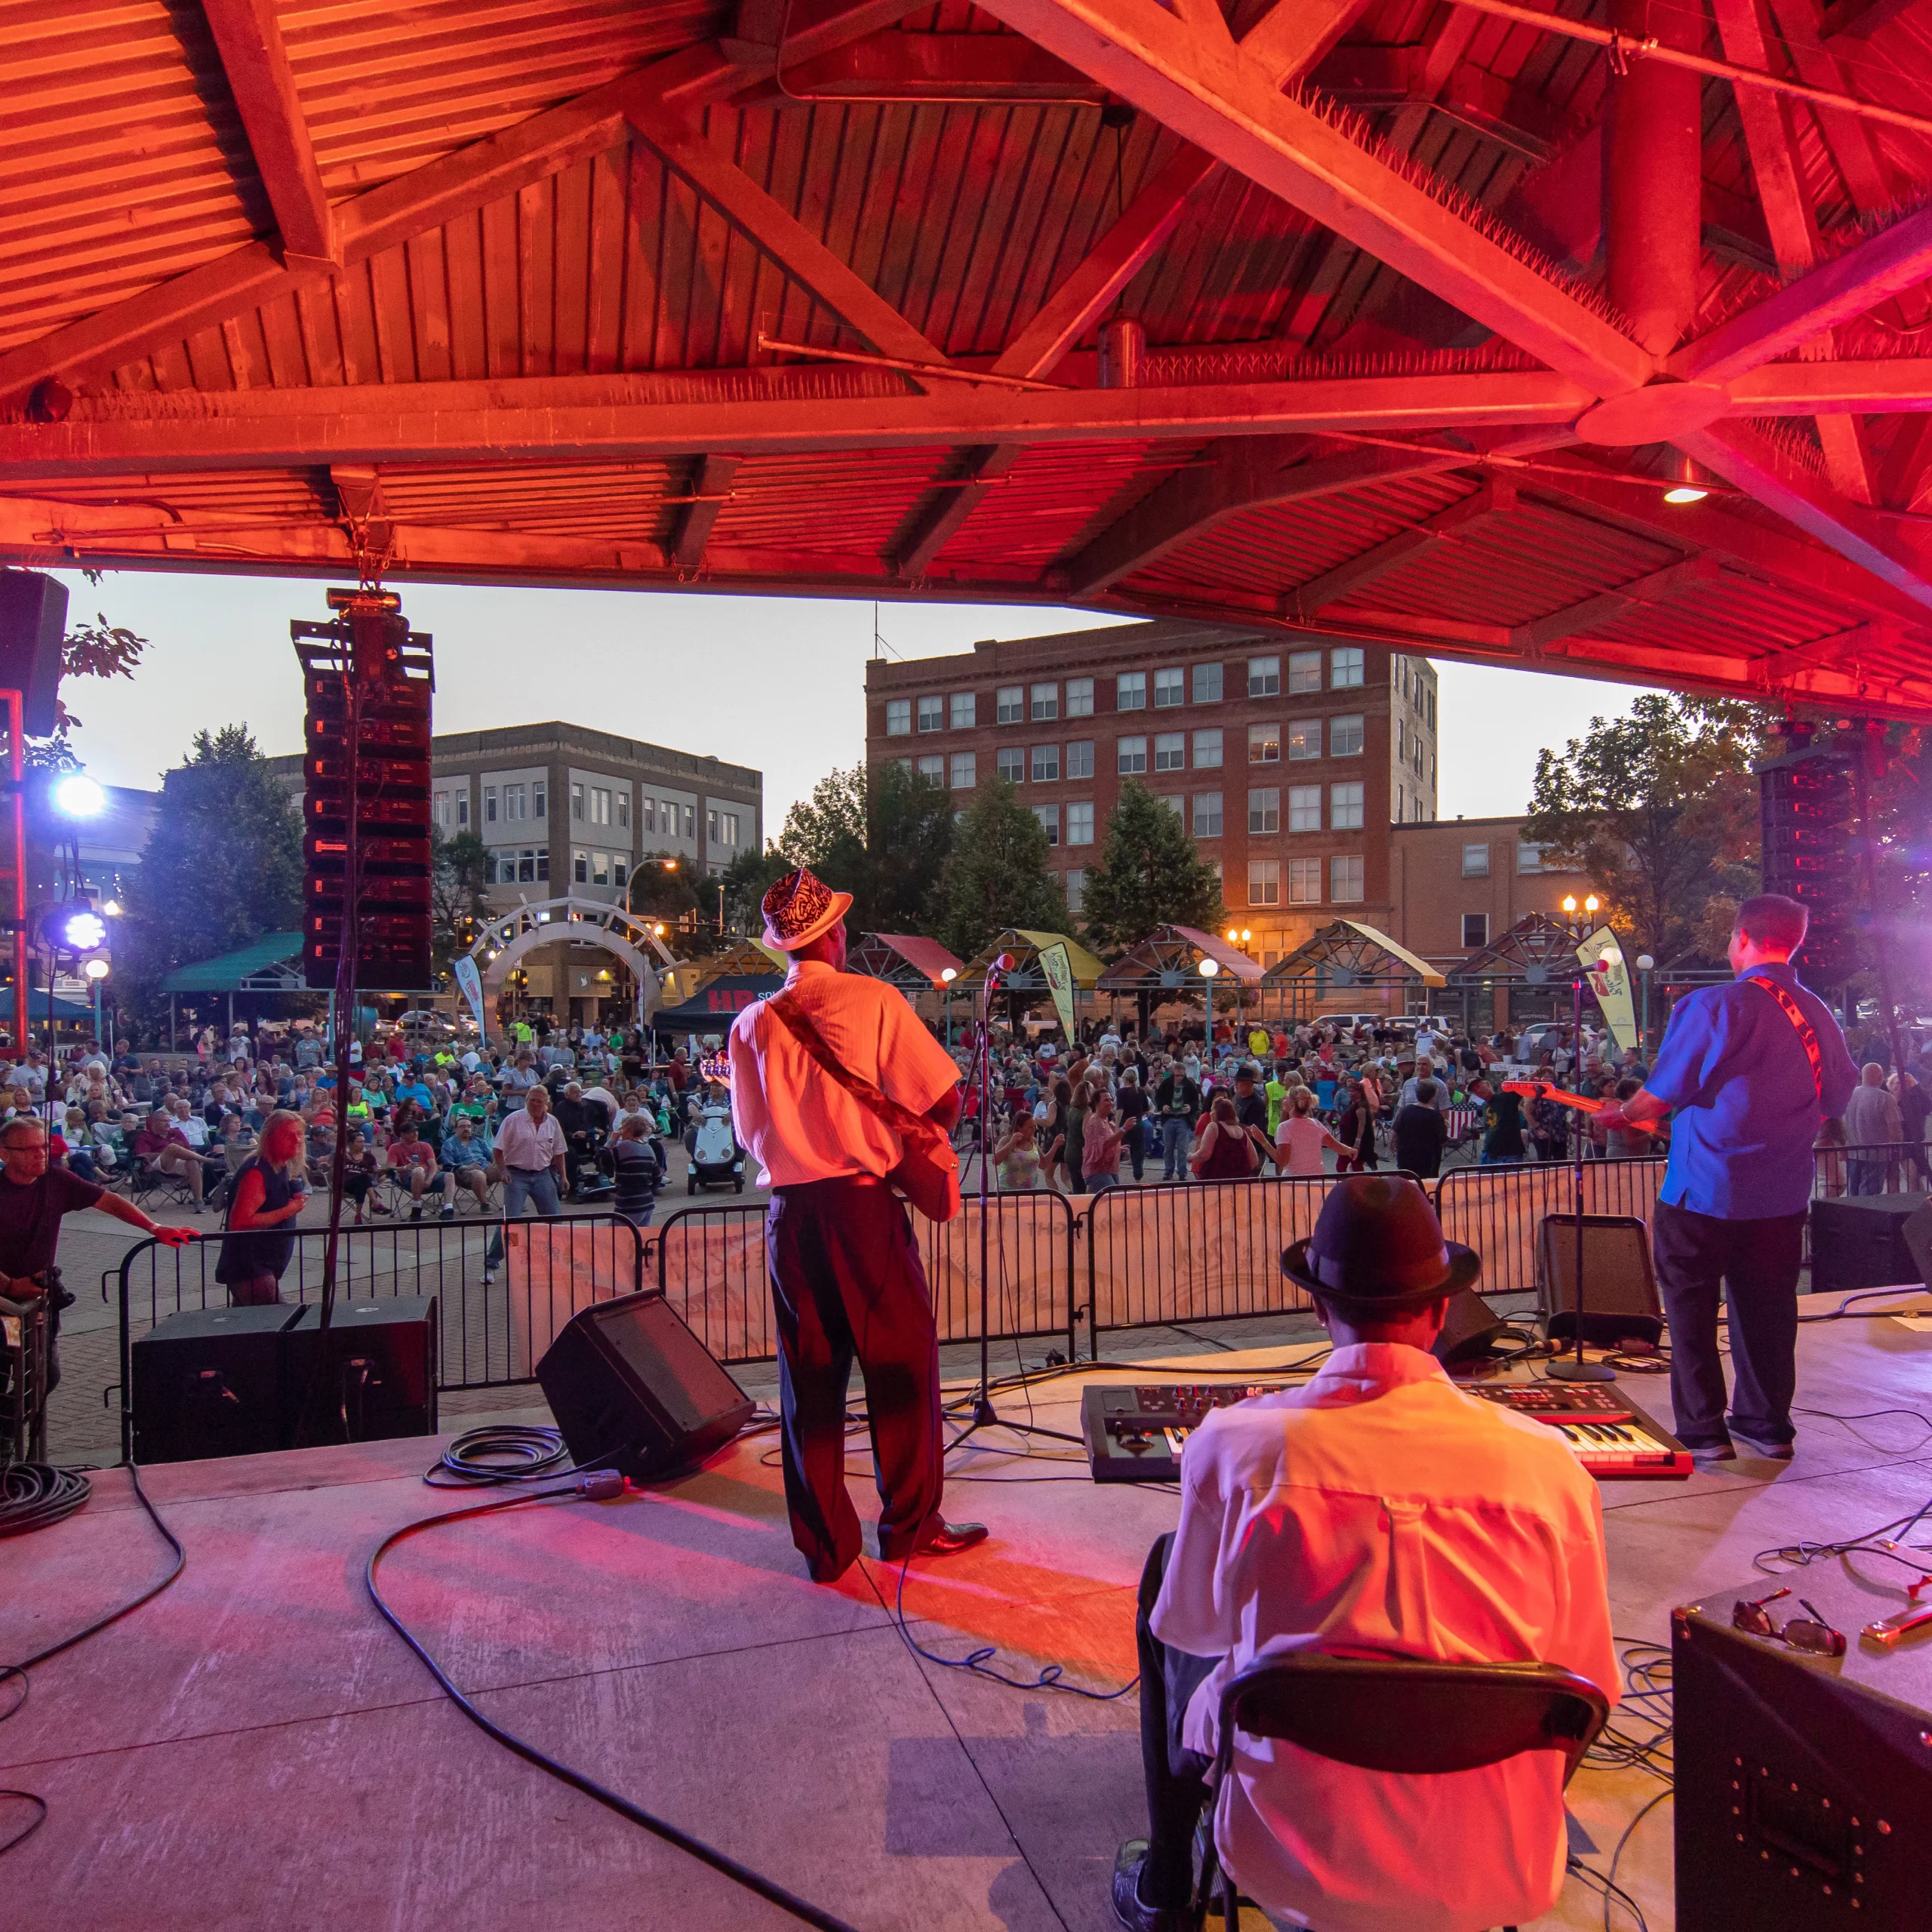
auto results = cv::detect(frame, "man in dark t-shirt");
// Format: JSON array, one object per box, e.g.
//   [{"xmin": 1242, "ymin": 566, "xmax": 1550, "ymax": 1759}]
[
  {"xmin": 1392, "ymin": 1081, "xmax": 1447, "ymax": 1179},
  {"xmin": 1481, "ymin": 1088, "xmax": 1527, "ymax": 1164},
  {"xmin": 0, "ymin": 1116, "xmax": 191, "ymax": 1393}
]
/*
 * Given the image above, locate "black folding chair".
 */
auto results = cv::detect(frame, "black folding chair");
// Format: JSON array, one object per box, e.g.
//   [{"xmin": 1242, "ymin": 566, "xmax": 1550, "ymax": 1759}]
[{"xmin": 1197, "ymin": 1654, "xmax": 1610, "ymax": 1930}]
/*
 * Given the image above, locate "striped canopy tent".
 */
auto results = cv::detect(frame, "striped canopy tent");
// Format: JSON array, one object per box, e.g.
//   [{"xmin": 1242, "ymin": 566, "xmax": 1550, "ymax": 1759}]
[
  {"xmin": 1096, "ymin": 923, "xmax": 1263, "ymax": 992},
  {"xmin": 1260, "ymin": 920, "xmax": 1447, "ymax": 1023},
  {"xmin": 956, "ymin": 929, "xmax": 1110, "ymax": 993},
  {"xmin": 847, "ymin": 932, "xmax": 967, "ymax": 995}
]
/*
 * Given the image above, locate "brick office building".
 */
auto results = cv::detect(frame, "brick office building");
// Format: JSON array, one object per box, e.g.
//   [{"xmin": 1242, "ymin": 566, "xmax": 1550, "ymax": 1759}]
[{"xmin": 865, "ymin": 619, "xmax": 1437, "ymax": 965}]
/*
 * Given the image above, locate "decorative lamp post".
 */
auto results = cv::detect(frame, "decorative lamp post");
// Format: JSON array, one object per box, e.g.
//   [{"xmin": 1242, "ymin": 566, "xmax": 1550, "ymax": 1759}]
[
  {"xmin": 1635, "ymin": 954, "xmax": 1655, "ymax": 1054},
  {"xmin": 940, "ymin": 964, "xmax": 958, "ymax": 1048}
]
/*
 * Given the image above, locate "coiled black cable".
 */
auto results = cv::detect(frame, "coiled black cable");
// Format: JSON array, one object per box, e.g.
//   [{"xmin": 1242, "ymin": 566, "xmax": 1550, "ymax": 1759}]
[
  {"xmin": 0, "ymin": 1463, "xmax": 92, "ymax": 1538},
  {"xmin": 425, "ymin": 1423, "xmax": 574, "ymax": 1487}
]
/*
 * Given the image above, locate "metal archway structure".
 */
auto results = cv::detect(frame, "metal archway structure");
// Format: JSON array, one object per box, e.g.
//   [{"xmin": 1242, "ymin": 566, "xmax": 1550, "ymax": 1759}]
[{"xmin": 467, "ymin": 897, "xmax": 680, "ymax": 1036}]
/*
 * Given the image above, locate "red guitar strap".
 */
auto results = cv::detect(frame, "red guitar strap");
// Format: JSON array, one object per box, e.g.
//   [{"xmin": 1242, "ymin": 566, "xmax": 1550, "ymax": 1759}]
[{"xmin": 1744, "ymin": 974, "xmax": 1824, "ymax": 1100}]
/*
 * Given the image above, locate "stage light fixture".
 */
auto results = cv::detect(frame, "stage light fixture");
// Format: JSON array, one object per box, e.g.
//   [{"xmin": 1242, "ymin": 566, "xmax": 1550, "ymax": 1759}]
[
  {"xmin": 1663, "ymin": 451, "xmax": 1708, "ymax": 504},
  {"xmin": 54, "ymin": 773, "xmax": 106, "ymax": 817},
  {"xmin": 59, "ymin": 907, "xmax": 107, "ymax": 951}
]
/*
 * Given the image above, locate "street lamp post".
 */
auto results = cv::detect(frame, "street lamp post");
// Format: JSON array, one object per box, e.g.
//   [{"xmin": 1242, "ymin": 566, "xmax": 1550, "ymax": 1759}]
[
  {"xmin": 1224, "ymin": 926, "xmax": 1251, "ymax": 1043},
  {"xmin": 1553, "ymin": 891, "xmax": 1613, "ymax": 1386}
]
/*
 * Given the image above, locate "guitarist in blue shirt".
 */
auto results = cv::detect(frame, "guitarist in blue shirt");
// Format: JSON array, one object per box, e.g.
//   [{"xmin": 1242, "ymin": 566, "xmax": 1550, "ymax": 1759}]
[{"xmin": 1598, "ymin": 896, "xmax": 1857, "ymax": 1463}]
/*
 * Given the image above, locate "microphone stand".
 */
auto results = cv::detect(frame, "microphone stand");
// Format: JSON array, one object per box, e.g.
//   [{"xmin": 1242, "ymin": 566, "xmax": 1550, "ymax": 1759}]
[
  {"xmin": 1549, "ymin": 965, "xmax": 1614, "ymax": 1383},
  {"xmin": 944, "ymin": 958, "xmax": 1084, "ymax": 1450}
]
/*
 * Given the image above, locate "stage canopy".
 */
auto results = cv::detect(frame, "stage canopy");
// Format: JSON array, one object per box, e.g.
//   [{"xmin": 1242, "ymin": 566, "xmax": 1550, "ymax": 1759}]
[
  {"xmin": 848, "ymin": 932, "xmax": 967, "ymax": 991},
  {"xmin": 8, "ymin": 5, "xmax": 1932, "ymax": 714},
  {"xmin": 651, "ymin": 971, "xmax": 782, "ymax": 1033},
  {"xmin": 1097, "ymin": 922, "xmax": 1263, "ymax": 990},
  {"xmin": 958, "ymin": 928, "xmax": 1111, "ymax": 992},
  {"xmin": 160, "ymin": 933, "xmax": 305, "ymax": 994},
  {"xmin": 1263, "ymin": 919, "xmax": 1448, "ymax": 1016}
]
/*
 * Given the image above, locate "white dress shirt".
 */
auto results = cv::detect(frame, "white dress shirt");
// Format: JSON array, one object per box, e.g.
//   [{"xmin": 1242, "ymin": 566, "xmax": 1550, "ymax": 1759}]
[
  {"xmin": 493, "ymin": 1109, "xmax": 565, "ymax": 1172},
  {"xmin": 728, "ymin": 960, "xmax": 959, "ymax": 1188},
  {"xmin": 1152, "ymin": 1343, "xmax": 1618, "ymax": 1932}
]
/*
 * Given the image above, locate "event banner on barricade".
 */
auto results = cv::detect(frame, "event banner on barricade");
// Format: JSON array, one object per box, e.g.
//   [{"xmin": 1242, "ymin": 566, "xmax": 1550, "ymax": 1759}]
[{"xmin": 500, "ymin": 1220, "xmax": 642, "ymax": 1378}]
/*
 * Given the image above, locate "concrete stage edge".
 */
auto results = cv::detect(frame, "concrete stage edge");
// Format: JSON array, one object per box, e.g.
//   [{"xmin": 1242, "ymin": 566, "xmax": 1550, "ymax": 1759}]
[{"xmin": 5, "ymin": 1295, "xmax": 1930, "ymax": 1932}]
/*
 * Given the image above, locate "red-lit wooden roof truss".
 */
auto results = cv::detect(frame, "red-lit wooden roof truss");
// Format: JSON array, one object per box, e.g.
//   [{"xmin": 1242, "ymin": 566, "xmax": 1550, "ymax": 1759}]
[{"xmin": 7, "ymin": 0, "xmax": 1932, "ymax": 715}]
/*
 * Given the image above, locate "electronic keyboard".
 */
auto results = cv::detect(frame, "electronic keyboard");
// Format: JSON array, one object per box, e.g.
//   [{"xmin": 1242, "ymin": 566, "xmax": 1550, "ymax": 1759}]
[{"xmin": 1536, "ymin": 1404, "xmax": 1693, "ymax": 1479}]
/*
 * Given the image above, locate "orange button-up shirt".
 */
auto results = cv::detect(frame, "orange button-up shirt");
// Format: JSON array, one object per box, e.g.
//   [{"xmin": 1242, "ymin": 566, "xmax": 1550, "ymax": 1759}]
[
  {"xmin": 1154, "ymin": 1343, "xmax": 1619, "ymax": 1932},
  {"xmin": 727, "ymin": 960, "xmax": 961, "ymax": 1188}
]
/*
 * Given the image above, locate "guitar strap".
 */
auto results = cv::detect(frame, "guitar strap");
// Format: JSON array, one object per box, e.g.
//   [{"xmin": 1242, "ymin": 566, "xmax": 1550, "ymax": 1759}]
[
  {"xmin": 761, "ymin": 989, "xmax": 937, "ymax": 1148},
  {"xmin": 1743, "ymin": 973, "xmax": 1824, "ymax": 1100}
]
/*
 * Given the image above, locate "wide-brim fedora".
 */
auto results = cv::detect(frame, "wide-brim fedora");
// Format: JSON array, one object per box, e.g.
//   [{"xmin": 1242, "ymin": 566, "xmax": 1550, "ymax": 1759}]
[
  {"xmin": 760, "ymin": 866, "xmax": 854, "ymax": 952},
  {"xmin": 1281, "ymin": 1174, "xmax": 1481, "ymax": 1314}
]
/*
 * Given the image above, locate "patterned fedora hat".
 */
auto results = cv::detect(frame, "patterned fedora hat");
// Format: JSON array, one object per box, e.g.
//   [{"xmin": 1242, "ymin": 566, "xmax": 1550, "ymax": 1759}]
[{"xmin": 761, "ymin": 866, "xmax": 854, "ymax": 952}]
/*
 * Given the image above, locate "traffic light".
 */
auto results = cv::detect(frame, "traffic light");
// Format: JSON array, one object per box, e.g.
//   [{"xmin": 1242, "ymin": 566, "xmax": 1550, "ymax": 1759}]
[
  {"xmin": 1758, "ymin": 743, "xmax": 1861, "ymax": 984},
  {"xmin": 294, "ymin": 591, "xmax": 434, "ymax": 992}
]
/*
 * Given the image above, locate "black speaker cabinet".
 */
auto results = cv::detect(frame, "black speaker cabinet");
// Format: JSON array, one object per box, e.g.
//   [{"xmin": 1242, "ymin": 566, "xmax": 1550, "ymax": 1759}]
[
  {"xmin": 1674, "ymin": 1567, "xmax": 1932, "ymax": 1930},
  {"xmin": 537, "ymin": 1290, "xmax": 753, "ymax": 1482},
  {"xmin": 284, "ymin": 1296, "xmax": 438, "ymax": 1442},
  {"xmin": 1537, "ymin": 1214, "xmax": 1664, "ymax": 1347},
  {"xmin": 1432, "ymin": 1286, "xmax": 1509, "ymax": 1367},
  {"xmin": 0, "ymin": 568, "xmax": 68, "ymax": 737},
  {"xmin": 131, "ymin": 1303, "xmax": 303, "ymax": 1464},
  {"xmin": 1810, "ymin": 1192, "xmax": 1927, "ymax": 1296}
]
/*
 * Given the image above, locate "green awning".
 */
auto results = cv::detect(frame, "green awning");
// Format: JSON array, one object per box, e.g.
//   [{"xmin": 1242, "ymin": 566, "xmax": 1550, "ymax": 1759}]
[{"xmin": 161, "ymin": 932, "xmax": 304, "ymax": 993}]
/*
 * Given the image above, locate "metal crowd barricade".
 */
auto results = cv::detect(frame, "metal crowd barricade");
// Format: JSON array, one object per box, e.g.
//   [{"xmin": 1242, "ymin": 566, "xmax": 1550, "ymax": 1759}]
[
  {"xmin": 1431, "ymin": 1158, "xmax": 1669, "ymax": 1298},
  {"xmin": 650, "ymin": 1189, "xmax": 1080, "ymax": 1365},
  {"xmin": 111, "ymin": 1214, "xmax": 648, "ymax": 1464},
  {"xmin": 1812, "ymin": 1140, "xmax": 1929, "ymax": 1200}
]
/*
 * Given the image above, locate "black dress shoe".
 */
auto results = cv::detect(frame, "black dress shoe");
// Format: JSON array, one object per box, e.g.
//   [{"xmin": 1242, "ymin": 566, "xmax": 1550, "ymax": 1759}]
[
  {"xmin": 1731, "ymin": 1432, "xmax": 1795, "ymax": 1461},
  {"xmin": 1111, "ymin": 1841, "xmax": 1198, "ymax": 1932},
  {"xmin": 894, "ymin": 1518, "xmax": 989, "ymax": 1560}
]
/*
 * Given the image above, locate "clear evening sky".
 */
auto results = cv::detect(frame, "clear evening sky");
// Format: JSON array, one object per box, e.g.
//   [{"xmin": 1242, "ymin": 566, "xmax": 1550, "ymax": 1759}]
[{"xmin": 47, "ymin": 569, "xmax": 1643, "ymax": 832}]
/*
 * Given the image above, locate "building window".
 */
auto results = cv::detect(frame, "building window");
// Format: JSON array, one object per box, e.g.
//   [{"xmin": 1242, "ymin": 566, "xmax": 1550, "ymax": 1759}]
[
  {"xmin": 434, "ymin": 789, "xmax": 451, "ymax": 829},
  {"xmin": 642, "ymin": 797, "xmax": 656, "ymax": 833},
  {"xmin": 998, "ymin": 746, "xmax": 1026, "ymax": 783},
  {"xmin": 1463, "ymin": 913, "xmax": 1489, "ymax": 948},
  {"xmin": 616, "ymin": 792, "xmax": 629, "ymax": 829},
  {"xmin": 1517, "ymin": 842, "xmax": 1547, "ymax": 873},
  {"xmin": 1331, "ymin": 646, "xmax": 1364, "ymax": 689},
  {"xmin": 886, "ymin": 699, "xmax": 912, "ymax": 736},
  {"xmin": 1248, "ymin": 859, "xmax": 1281, "ymax": 906},
  {"xmin": 1330, "ymin": 781, "xmax": 1364, "ymax": 829},
  {"xmin": 1398, "ymin": 783, "xmax": 1405, "ymax": 821},
  {"xmin": 1288, "ymin": 857, "xmax": 1321, "ymax": 903},
  {"xmin": 1285, "ymin": 719, "xmax": 1319, "ymax": 761},
  {"xmin": 1287, "ymin": 648, "xmax": 1321, "ymax": 694},
  {"xmin": 1192, "ymin": 792, "xmax": 1223, "ymax": 838},
  {"xmin": 1154, "ymin": 666, "xmax": 1185, "ymax": 708},
  {"xmin": 1118, "ymin": 735, "xmax": 1147, "ymax": 774},
  {"xmin": 1034, "ymin": 803, "xmax": 1060, "ymax": 845},
  {"xmin": 715, "ymin": 811, "xmax": 741, "ymax": 848},
  {"xmin": 1154, "ymin": 731, "xmax": 1186, "ymax": 772},
  {"xmin": 1116, "ymin": 671, "xmax": 1146, "ymax": 711},
  {"xmin": 1031, "ymin": 744, "xmax": 1060, "ymax": 783},
  {"xmin": 996, "ymin": 685, "xmax": 1023, "ymax": 724},
  {"xmin": 1249, "ymin": 786, "xmax": 1280, "ymax": 834},
  {"xmin": 1192, "ymin": 662, "xmax": 1223, "ymax": 704},
  {"xmin": 1247, "ymin": 656, "xmax": 1280, "ymax": 698},
  {"xmin": 572, "ymin": 848, "xmax": 588, "ymax": 884},
  {"xmin": 1427, "ymin": 688, "xmax": 1437, "ymax": 728},
  {"xmin": 1031, "ymin": 681, "xmax": 1059, "ymax": 721},
  {"xmin": 1192, "ymin": 728, "xmax": 1223, "ymax": 769},
  {"xmin": 894, "ymin": 758, "xmax": 912, "ymax": 774},
  {"xmin": 592, "ymin": 851, "xmax": 611, "ymax": 886},
  {"xmin": 1066, "ymin": 677, "xmax": 1094, "ymax": 718},
  {"xmin": 494, "ymin": 847, "xmax": 548, "ymax": 884},
  {"xmin": 534, "ymin": 780, "xmax": 546, "ymax": 820},
  {"xmin": 1462, "ymin": 843, "xmax": 1491, "ymax": 878},
  {"xmin": 484, "ymin": 786, "xmax": 498, "ymax": 824},
  {"xmin": 1287, "ymin": 784, "xmax": 1321, "ymax": 832},
  {"xmin": 918, "ymin": 694, "xmax": 943, "ymax": 733},
  {"xmin": 1331, "ymin": 854, "xmax": 1365, "ymax": 903},
  {"xmin": 918, "ymin": 755, "xmax": 944, "ymax": 782},
  {"xmin": 457, "ymin": 790, "xmax": 469, "ymax": 828},
  {"xmin": 503, "ymin": 783, "xmax": 527, "ymax": 822},
  {"xmin": 1249, "ymin": 722, "xmax": 1281, "ymax": 764},
  {"xmin": 571, "ymin": 781, "xmax": 585, "ymax": 820},
  {"xmin": 946, "ymin": 692, "xmax": 976, "ymax": 731},
  {"xmin": 950, "ymin": 751, "xmax": 976, "ymax": 789},
  {"xmin": 1398, "ymin": 718, "xmax": 1407, "ymax": 759},
  {"xmin": 1067, "ymin": 801, "xmax": 1095, "ymax": 845},
  {"xmin": 1066, "ymin": 740, "xmax": 1094, "ymax": 780},
  {"xmin": 1064, "ymin": 868, "xmax": 1085, "ymax": 912},
  {"xmin": 1331, "ymin": 714, "xmax": 1364, "ymax": 756},
  {"xmin": 591, "ymin": 786, "xmax": 611, "ymax": 825}
]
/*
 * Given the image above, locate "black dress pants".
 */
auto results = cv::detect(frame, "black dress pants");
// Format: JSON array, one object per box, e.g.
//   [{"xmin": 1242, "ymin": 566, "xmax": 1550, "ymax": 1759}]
[
  {"xmin": 1136, "ymin": 1532, "xmax": 1219, "ymax": 1910},
  {"xmin": 766, "ymin": 1176, "xmax": 944, "ymax": 1581},
  {"xmin": 1652, "ymin": 1199, "xmax": 1806, "ymax": 1448}
]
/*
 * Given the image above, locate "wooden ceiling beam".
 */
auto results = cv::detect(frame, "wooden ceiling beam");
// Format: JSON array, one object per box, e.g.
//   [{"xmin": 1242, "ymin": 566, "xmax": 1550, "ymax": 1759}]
[
  {"xmin": 669, "ymin": 454, "xmax": 742, "ymax": 568},
  {"xmin": 625, "ymin": 102, "xmax": 950, "ymax": 370},
  {"xmin": 1235, "ymin": 0, "xmax": 1374, "ymax": 80},
  {"xmin": 1288, "ymin": 479, "xmax": 1515, "ymax": 614},
  {"xmin": 734, "ymin": 33, "xmax": 1106, "ymax": 103},
  {"xmin": 1514, "ymin": 555, "xmax": 1719, "ymax": 650},
  {"xmin": 1678, "ymin": 419, "xmax": 1932, "ymax": 613},
  {"xmin": 200, "ymin": 0, "xmax": 333, "ymax": 263},
  {"xmin": 971, "ymin": 0, "xmax": 1653, "ymax": 395},
  {"xmin": 1728, "ymin": 359, "xmax": 1932, "ymax": 411},
  {"xmin": 1876, "ymin": 415, "xmax": 1932, "ymax": 509},
  {"xmin": 0, "ymin": 369, "xmax": 1591, "ymax": 477},
  {"xmin": 890, "ymin": 444, "xmax": 1021, "ymax": 577},
  {"xmin": 1767, "ymin": 0, "xmax": 1894, "ymax": 211},
  {"xmin": 1060, "ymin": 439, "xmax": 1468, "ymax": 595}
]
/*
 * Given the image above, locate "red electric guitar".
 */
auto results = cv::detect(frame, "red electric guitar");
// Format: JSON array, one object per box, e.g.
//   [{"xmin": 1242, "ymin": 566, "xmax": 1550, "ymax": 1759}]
[{"xmin": 1502, "ymin": 1079, "xmax": 1660, "ymax": 1137}]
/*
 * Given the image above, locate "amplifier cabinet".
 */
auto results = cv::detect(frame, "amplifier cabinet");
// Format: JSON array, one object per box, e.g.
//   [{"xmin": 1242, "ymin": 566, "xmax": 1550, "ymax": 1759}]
[
  {"xmin": 1809, "ymin": 1192, "xmax": 1927, "ymax": 1296},
  {"xmin": 284, "ymin": 1297, "xmax": 438, "ymax": 1441},
  {"xmin": 131, "ymin": 1304, "xmax": 303, "ymax": 1464}
]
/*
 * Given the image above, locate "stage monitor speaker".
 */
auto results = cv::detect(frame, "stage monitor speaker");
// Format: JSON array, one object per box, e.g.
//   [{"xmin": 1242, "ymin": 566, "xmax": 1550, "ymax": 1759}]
[
  {"xmin": 1810, "ymin": 1192, "xmax": 1927, "ymax": 1296},
  {"xmin": 1674, "ymin": 1567, "xmax": 1932, "ymax": 1930},
  {"xmin": 537, "ymin": 1290, "xmax": 754, "ymax": 1483},
  {"xmin": 131, "ymin": 1303, "xmax": 303, "ymax": 1464},
  {"xmin": 284, "ymin": 1296, "xmax": 438, "ymax": 1442},
  {"xmin": 1903, "ymin": 1198, "xmax": 1932, "ymax": 1291},
  {"xmin": 1431, "ymin": 1285, "xmax": 1509, "ymax": 1367},
  {"xmin": 0, "ymin": 568, "xmax": 68, "ymax": 737},
  {"xmin": 1537, "ymin": 1214, "xmax": 1663, "ymax": 1347}
]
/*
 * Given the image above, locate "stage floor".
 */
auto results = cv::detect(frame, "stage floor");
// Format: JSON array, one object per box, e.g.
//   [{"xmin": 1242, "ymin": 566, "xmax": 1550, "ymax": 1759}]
[{"xmin": 6, "ymin": 1293, "xmax": 1930, "ymax": 1932}]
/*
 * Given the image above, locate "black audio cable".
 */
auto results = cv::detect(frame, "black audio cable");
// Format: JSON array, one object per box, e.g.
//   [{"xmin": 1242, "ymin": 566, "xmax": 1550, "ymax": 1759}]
[{"xmin": 366, "ymin": 1476, "xmax": 865, "ymax": 1932}]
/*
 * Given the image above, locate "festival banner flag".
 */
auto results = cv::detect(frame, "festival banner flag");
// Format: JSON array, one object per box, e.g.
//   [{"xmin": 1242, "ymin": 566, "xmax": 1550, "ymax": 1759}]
[
  {"xmin": 453, "ymin": 954, "xmax": 488, "ymax": 1036},
  {"xmin": 1039, "ymin": 940, "xmax": 1078, "ymax": 1041},
  {"xmin": 1577, "ymin": 925, "xmax": 1638, "ymax": 1053}
]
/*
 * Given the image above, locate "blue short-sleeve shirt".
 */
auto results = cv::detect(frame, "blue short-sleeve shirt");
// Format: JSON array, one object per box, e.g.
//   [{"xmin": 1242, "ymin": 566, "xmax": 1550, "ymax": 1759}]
[{"xmin": 1647, "ymin": 964, "xmax": 1857, "ymax": 1220}]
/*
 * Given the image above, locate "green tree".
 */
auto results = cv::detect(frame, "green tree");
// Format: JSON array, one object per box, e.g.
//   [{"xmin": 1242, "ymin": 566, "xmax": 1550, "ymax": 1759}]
[
  {"xmin": 1077, "ymin": 780, "xmax": 1225, "ymax": 949},
  {"xmin": 1523, "ymin": 694, "xmax": 1767, "ymax": 965},
  {"xmin": 934, "ymin": 778, "xmax": 1064, "ymax": 960},
  {"xmin": 777, "ymin": 761, "xmax": 954, "ymax": 934},
  {"xmin": 719, "ymin": 844, "xmax": 794, "ymax": 936},
  {"xmin": 626, "ymin": 850, "xmax": 700, "ymax": 928},
  {"xmin": 119, "ymin": 724, "xmax": 304, "ymax": 1016},
  {"xmin": 429, "ymin": 826, "xmax": 492, "ymax": 977}
]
